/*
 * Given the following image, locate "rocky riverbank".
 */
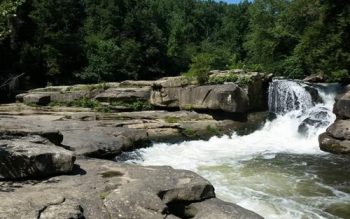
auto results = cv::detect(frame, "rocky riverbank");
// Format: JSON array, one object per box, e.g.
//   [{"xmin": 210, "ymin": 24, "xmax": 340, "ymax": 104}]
[
  {"xmin": 319, "ymin": 85, "xmax": 350, "ymax": 154},
  {"xmin": 0, "ymin": 72, "xmax": 268, "ymax": 218}
]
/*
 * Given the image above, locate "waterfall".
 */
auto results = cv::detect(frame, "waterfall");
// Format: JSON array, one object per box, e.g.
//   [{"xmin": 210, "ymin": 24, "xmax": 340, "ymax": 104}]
[
  {"xmin": 268, "ymin": 80, "xmax": 314, "ymax": 114},
  {"xmin": 123, "ymin": 80, "xmax": 347, "ymax": 219}
]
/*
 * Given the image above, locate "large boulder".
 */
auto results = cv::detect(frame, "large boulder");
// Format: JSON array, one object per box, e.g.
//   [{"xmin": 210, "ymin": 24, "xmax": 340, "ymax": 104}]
[
  {"xmin": 0, "ymin": 134, "xmax": 75, "ymax": 180},
  {"xmin": 319, "ymin": 132, "xmax": 350, "ymax": 154},
  {"xmin": 151, "ymin": 74, "xmax": 270, "ymax": 113},
  {"xmin": 150, "ymin": 77, "xmax": 196, "ymax": 108},
  {"xmin": 334, "ymin": 91, "xmax": 350, "ymax": 119},
  {"xmin": 151, "ymin": 87, "xmax": 182, "ymax": 108},
  {"xmin": 61, "ymin": 127, "xmax": 150, "ymax": 158},
  {"xmin": 179, "ymin": 84, "xmax": 249, "ymax": 113},
  {"xmin": 0, "ymin": 158, "xmax": 263, "ymax": 219},
  {"xmin": 327, "ymin": 120, "xmax": 350, "ymax": 140}
]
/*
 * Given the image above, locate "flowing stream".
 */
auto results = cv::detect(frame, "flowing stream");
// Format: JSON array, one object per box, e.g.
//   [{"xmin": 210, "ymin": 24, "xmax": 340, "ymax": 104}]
[{"xmin": 122, "ymin": 80, "xmax": 350, "ymax": 219}]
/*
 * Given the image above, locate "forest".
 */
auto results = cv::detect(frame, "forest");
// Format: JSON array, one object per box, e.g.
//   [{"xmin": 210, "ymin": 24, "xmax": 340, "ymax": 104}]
[{"xmin": 0, "ymin": 0, "xmax": 349, "ymax": 91}]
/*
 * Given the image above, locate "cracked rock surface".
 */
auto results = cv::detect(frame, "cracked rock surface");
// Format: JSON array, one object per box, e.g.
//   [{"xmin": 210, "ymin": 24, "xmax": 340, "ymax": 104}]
[
  {"xmin": 0, "ymin": 158, "xmax": 262, "ymax": 219},
  {"xmin": 0, "ymin": 133, "xmax": 75, "ymax": 180}
]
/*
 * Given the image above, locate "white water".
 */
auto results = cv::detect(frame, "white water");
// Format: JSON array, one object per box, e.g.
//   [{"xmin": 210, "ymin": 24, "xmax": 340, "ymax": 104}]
[{"xmin": 124, "ymin": 80, "xmax": 350, "ymax": 219}]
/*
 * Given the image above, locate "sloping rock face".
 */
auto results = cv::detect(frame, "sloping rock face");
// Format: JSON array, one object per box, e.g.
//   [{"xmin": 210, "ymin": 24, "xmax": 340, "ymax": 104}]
[
  {"xmin": 319, "ymin": 86, "xmax": 350, "ymax": 154},
  {"xmin": 151, "ymin": 73, "xmax": 270, "ymax": 113},
  {"xmin": 0, "ymin": 132, "xmax": 75, "ymax": 180},
  {"xmin": 179, "ymin": 85, "xmax": 249, "ymax": 113},
  {"xmin": 0, "ymin": 158, "xmax": 263, "ymax": 219}
]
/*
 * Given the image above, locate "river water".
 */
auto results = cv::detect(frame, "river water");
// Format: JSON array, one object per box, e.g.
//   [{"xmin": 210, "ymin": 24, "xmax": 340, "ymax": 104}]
[{"xmin": 122, "ymin": 80, "xmax": 350, "ymax": 219}]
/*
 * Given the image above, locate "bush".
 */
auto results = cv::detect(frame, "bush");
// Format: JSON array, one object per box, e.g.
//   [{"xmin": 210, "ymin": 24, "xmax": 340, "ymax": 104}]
[
  {"xmin": 208, "ymin": 74, "xmax": 251, "ymax": 86},
  {"xmin": 327, "ymin": 69, "xmax": 349, "ymax": 83},
  {"xmin": 184, "ymin": 52, "xmax": 230, "ymax": 84},
  {"xmin": 276, "ymin": 56, "xmax": 305, "ymax": 79}
]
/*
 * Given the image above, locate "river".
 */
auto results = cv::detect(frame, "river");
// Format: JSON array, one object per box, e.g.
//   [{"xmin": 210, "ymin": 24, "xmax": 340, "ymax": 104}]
[{"xmin": 120, "ymin": 80, "xmax": 350, "ymax": 219}]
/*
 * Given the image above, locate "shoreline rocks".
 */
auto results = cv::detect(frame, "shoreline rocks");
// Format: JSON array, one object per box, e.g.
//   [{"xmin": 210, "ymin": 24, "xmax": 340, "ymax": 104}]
[
  {"xmin": 0, "ymin": 104, "xmax": 268, "ymax": 158},
  {"xmin": 0, "ymin": 158, "xmax": 263, "ymax": 219},
  {"xmin": 319, "ymin": 85, "xmax": 350, "ymax": 154},
  {"xmin": 0, "ymin": 74, "xmax": 269, "ymax": 218},
  {"xmin": 0, "ymin": 133, "xmax": 75, "ymax": 180}
]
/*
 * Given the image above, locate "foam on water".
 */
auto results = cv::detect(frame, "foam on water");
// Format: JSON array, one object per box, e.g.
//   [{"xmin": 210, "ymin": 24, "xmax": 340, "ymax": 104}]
[{"xmin": 124, "ymin": 80, "xmax": 350, "ymax": 219}]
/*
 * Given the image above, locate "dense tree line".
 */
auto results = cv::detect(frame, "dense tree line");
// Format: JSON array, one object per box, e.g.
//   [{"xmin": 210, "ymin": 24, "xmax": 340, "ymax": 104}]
[{"xmin": 0, "ymin": 0, "xmax": 349, "ymax": 92}]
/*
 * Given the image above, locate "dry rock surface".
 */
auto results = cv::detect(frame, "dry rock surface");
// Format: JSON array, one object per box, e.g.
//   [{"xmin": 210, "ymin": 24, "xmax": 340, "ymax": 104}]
[{"xmin": 0, "ymin": 158, "xmax": 263, "ymax": 219}]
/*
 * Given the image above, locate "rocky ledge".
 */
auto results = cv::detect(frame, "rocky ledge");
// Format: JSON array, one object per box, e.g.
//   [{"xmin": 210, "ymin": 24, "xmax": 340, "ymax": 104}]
[
  {"xmin": 0, "ymin": 72, "xmax": 268, "ymax": 218},
  {"xmin": 0, "ymin": 104, "xmax": 268, "ymax": 159},
  {"xmin": 16, "ymin": 72, "xmax": 271, "ymax": 114},
  {"xmin": 319, "ymin": 85, "xmax": 350, "ymax": 154},
  {"xmin": 0, "ymin": 133, "xmax": 262, "ymax": 219}
]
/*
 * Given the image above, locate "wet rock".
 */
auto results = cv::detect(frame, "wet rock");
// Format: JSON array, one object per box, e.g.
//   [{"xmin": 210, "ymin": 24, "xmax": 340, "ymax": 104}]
[
  {"xmin": 319, "ymin": 132, "xmax": 350, "ymax": 154},
  {"xmin": 334, "ymin": 92, "xmax": 350, "ymax": 119},
  {"xmin": 304, "ymin": 85, "xmax": 323, "ymax": 104},
  {"xmin": 303, "ymin": 73, "xmax": 325, "ymax": 83},
  {"xmin": 298, "ymin": 110, "xmax": 331, "ymax": 135},
  {"xmin": 0, "ymin": 134, "xmax": 75, "ymax": 180}
]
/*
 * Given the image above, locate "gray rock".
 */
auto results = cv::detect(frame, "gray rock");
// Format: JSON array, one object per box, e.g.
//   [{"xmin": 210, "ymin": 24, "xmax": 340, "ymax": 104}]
[
  {"xmin": 151, "ymin": 87, "xmax": 182, "ymax": 108},
  {"xmin": 95, "ymin": 87, "xmax": 151, "ymax": 102},
  {"xmin": 190, "ymin": 198, "xmax": 263, "ymax": 219},
  {"xmin": 39, "ymin": 199, "xmax": 84, "ymax": 219},
  {"xmin": 50, "ymin": 90, "xmax": 101, "ymax": 103},
  {"xmin": 0, "ymin": 158, "xmax": 262, "ymax": 219},
  {"xmin": 61, "ymin": 127, "xmax": 150, "ymax": 158},
  {"xmin": 0, "ymin": 107, "xmax": 267, "ymax": 158},
  {"xmin": 304, "ymin": 85, "xmax": 324, "ymax": 104},
  {"xmin": 179, "ymin": 84, "xmax": 249, "ymax": 113},
  {"xmin": 319, "ymin": 132, "xmax": 350, "ymax": 154},
  {"xmin": 153, "ymin": 76, "xmax": 195, "ymax": 88},
  {"xmin": 303, "ymin": 73, "xmax": 325, "ymax": 83},
  {"xmin": 327, "ymin": 120, "xmax": 350, "ymax": 140},
  {"xmin": 120, "ymin": 80, "xmax": 155, "ymax": 87},
  {"xmin": 0, "ymin": 134, "xmax": 75, "ymax": 180},
  {"xmin": 334, "ymin": 92, "xmax": 350, "ymax": 119},
  {"xmin": 23, "ymin": 93, "xmax": 51, "ymax": 105}
]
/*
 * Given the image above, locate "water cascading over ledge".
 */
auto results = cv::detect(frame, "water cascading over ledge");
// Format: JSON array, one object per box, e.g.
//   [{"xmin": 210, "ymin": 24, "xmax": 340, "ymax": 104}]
[
  {"xmin": 124, "ymin": 79, "xmax": 349, "ymax": 219},
  {"xmin": 268, "ymin": 79, "xmax": 318, "ymax": 114}
]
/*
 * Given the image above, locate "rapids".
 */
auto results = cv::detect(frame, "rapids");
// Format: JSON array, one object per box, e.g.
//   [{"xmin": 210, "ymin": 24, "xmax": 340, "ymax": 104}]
[{"xmin": 121, "ymin": 80, "xmax": 350, "ymax": 219}]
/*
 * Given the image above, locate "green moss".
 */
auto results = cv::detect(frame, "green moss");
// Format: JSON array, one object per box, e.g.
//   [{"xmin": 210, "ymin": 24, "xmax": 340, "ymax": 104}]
[
  {"xmin": 164, "ymin": 116, "xmax": 181, "ymax": 123},
  {"xmin": 101, "ymin": 170, "xmax": 124, "ymax": 178},
  {"xmin": 99, "ymin": 192, "xmax": 109, "ymax": 200},
  {"xmin": 182, "ymin": 128, "xmax": 198, "ymax": 138},
  {"xmin": 208, "ymin": 73, "xmax": 252, "ymax": 86},
  {"xmin": 182, "ymin": 104, "xmax": 194, "ymax": 111},
  {"xmin": 110, "ymin": 99, "xmax": 153, "ymax": 111},
  {"xmin": 206, "ymin": 125, "xmax": 220, "ymax": 135}
]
